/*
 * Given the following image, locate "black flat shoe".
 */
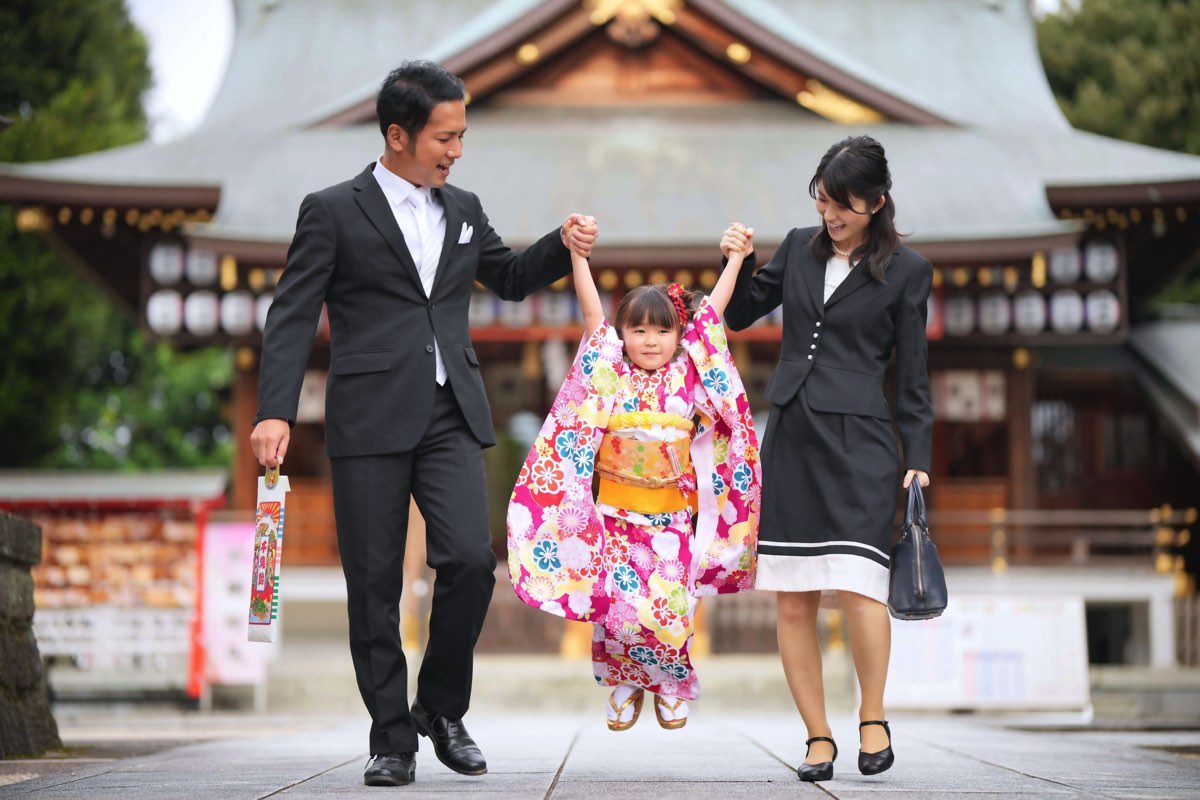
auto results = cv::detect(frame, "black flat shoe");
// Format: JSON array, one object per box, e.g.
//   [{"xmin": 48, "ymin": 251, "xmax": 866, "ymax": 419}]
[
  {"xmin": 797, "ymin": 735, "xmax": 837, "ymax": 782},
  {"xmin": 411, "ymin": 700, "xmax": 488, "ymax": 776},
  {"xmin": 363, "ymin": 752, "xmax": 416, "ymax": 786},
  {"xmin": 858, "ymin": 719, "xmax": 895, "ymax": 775}
]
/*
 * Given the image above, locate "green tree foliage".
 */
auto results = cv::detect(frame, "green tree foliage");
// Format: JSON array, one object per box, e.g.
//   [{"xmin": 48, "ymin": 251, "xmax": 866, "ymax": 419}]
[
  {"xmin": 1037, "ymin": 0, "xmax": 1200, "ymax": 305},
  {"xmin": 1037, "ymin": 0, "xmax": 1200, "ymax": 156},
  {"xmin": 0, "ymin": 0, "xmax": 233, "ymax": 468}
]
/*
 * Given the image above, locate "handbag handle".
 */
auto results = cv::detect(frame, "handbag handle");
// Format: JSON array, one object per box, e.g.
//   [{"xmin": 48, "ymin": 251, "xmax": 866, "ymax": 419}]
[{"xmin": 904, "ymin": 480, "xmax": 927, "ymax": 534}]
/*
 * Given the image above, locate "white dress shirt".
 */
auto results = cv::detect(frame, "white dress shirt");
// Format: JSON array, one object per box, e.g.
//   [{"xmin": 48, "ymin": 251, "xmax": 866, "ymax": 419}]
[{"xmin": 372, "ymin": 160, "xmax": 447, "ymax": 384}]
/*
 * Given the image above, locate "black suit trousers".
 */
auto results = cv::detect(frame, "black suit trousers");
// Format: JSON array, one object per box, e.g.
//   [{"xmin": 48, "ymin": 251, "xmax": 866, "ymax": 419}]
[{"xmin": 330, "ymin": 382, "xmax": 496, "ymax": 756}]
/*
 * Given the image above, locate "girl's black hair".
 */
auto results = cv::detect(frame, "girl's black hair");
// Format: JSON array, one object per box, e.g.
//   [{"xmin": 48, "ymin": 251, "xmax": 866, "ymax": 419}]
[{"xmin": 614, "ymin": 284, "xmax": 701, "ymax": 336}]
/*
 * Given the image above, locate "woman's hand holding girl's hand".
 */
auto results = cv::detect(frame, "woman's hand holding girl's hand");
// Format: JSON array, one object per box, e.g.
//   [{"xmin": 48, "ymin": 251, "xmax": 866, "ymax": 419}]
[
  {"xmin": 721, "ymin": 223, "xmax": 755, "ymax": 258},
  {"xmin": 903, "ymin": 469, "xmax": 930, "ymax": 489},
  {"xmin": 710, "ymin": 223, "xmax": 755, "ymax": 318}
]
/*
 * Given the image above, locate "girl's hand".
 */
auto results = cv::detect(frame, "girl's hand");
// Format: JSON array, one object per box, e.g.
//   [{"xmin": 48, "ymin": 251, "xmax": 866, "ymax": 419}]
[
  {"xmin": 561, "ymin": 213, "xmax": 598, "ymax": 257},
  {"xmin": 721, "ymin": 223, "xmax": 755, "ymax": 258},
  {"xmin": 903, "ymin": 469, "xmax": 930, "ymax": 489}
]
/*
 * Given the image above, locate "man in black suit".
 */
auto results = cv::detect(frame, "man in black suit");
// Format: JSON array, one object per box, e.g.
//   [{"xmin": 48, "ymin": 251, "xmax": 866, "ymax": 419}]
[{"xmin": 250, "ymin": 60, "xmax": 596, "ymax": 787}]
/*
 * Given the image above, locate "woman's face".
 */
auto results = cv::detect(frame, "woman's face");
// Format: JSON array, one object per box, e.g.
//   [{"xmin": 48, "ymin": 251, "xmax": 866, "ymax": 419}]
[
  {"xmin": 621, "ymin": 319, "xmax": 680, "ymax": 372},
  {"xmin": 814, "ymin": 180, "xmax": 881, "ymax": 250}
]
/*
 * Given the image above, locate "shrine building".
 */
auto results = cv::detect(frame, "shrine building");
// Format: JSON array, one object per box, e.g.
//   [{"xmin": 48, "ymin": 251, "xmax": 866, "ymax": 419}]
[{"xmin": 2, "ymin": 0, "xmax": 1198, "ymax": 666}]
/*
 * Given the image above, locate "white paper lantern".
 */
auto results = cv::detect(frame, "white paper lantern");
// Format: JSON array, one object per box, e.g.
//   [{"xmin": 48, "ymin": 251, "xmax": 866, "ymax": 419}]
[
  {"xmin": 186, "ymin": 249, "xmax": 219, "ymax": 286},
  {"xmin": 146, "ymin": 290, "xmax": 183, "ymax": 335},
  {"xmin": 1013, "ymin": 290, "xmax": 1046, "ymax": 335},
  {"xmin": 148, "ymin": 242, "xmax": 184, "ymax": 285},
  {"xmin": 1084, "ymin": 241, "xmax": 1119, "ymax": 283},
  {"xmin": 220, "ymin": 291, "xmax": 255, "ymax": 335},
  {"xmin": 498, "ymin": 297, "xmax": 534, "ymax": 327},
  {"xmin": 537, "ymin": 291, "xmax": 574, "ymax": 326},
  {"xmin": 1049, "ymin": 290, "xmax": 1084, "ymax": 334},
  {"xmin": 1049, "ymin": 247, "xmax": 1082, "ymax": 284},
  {"xmin": 977, "ymin": 291, "xmax": 1011, "ymax": 336},
  {"xmin": 183, "ymin": 291, "xmax": 219, "ymax": 336},
  {"xmin": 1085, "ymin": 289, "xmax": 1121, "ymax": 333},
  {"xmin": 943, "ymin": 293, "xmax": 975, "ymax": 337}
]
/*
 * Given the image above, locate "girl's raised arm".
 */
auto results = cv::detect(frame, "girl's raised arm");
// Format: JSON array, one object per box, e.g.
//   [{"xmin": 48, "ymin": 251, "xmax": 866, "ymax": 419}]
[
  {"xmin": 708, "ymin": 224, "xmax": 755, "ymax": 318},
  {"xmin": 572, "ymin": 248, "xmax": 604, "ymax": 336}
]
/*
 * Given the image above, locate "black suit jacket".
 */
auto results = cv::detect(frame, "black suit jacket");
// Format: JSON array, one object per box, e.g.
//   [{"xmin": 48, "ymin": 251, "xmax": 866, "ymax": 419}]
[
  {"xmin": 725, "ymin": 226, "xmax": 933, "ymax": 471},
  {"xmin": 256, "ymin": 164, "xmax": 572, "ymax": 456}
]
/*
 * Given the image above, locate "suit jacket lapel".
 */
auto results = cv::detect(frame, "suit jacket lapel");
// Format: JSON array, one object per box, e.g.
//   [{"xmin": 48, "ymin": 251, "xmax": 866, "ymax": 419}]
[
  {"xmin": 429, "ymin": 187, "xmax": 460, "ymax": 298},
  {"xmin": 351, "ymin": 166, "xmax": 423, "ymax": 287},
  {"xmin": 801, "ymin": 248, "xmax": 825, "ymax": 317}
]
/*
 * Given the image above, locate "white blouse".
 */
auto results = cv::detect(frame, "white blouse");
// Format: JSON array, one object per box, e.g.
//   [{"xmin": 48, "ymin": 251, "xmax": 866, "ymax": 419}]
[{"xmin": 823, "ymin": 256, "xmax": 854, "ymax": 303}]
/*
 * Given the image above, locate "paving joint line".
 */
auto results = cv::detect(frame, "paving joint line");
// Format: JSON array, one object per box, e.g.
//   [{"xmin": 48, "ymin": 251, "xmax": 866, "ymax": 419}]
[
  {"xmin": 740, "ymin": 730, "xmax": 838, "ymax": 796},
  {"xmin": 543, "ymin": 727, "xmax": 583, "ymax": 800},
  {"xmin": 0, "ymin": 765, "xmax": 117, "ymax": 797},
  {"xmin": 920, "ymin": 740, "xmax": 1118, "ymax": 800},
  {"xmin": 256, "ymin": 753, "xmax": 364, "ymax": 799}
]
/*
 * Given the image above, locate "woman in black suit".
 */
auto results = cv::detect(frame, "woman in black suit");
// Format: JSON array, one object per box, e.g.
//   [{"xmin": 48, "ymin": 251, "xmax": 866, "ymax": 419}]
[{"xmin": 721, "ymin": 136, "xmax": 932, "ymax": 783}]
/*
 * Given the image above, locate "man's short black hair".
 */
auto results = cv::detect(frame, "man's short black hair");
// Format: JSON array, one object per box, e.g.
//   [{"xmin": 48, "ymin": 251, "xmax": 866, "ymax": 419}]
[{"xmin": 376, "ymin": 60, "xmax": 466, "ymax": 141}]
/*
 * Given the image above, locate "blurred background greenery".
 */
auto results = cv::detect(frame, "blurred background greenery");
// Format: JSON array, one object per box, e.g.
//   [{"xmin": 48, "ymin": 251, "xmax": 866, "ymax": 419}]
[{"xmin": 0, "ymin": 0, "xmax": 233, "ymax": 469}]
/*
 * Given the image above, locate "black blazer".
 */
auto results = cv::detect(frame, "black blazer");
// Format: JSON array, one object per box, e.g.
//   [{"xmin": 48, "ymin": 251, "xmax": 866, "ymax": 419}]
[
  {"xmin": 256, "ymin": 164, "xmax": 572, "ymax": 456},
  {"xmin": 725, "ymin": 226, "xmax": 933, "ymax": 471}
]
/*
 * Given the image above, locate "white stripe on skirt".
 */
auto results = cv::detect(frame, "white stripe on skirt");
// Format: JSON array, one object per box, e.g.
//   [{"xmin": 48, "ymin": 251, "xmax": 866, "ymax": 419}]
[{"xmin": 755, "ymin": 552, "xmax": 888, "ymax": 604}]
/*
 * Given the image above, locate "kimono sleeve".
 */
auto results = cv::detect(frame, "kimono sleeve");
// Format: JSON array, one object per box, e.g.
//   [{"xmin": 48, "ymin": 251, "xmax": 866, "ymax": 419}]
[
  {"xmin": 683, "ymin": 298, "xmax": 761, "ymax": 596},
  {"xmin": 506, "ymin": 321, "xmax": 623, "ymax": 622}
]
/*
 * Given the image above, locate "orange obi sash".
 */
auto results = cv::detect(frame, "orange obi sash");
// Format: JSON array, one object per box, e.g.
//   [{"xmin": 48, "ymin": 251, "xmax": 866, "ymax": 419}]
[{"xmin": 595, "ymin": 413, "xmax": 696, "ymax": 514}]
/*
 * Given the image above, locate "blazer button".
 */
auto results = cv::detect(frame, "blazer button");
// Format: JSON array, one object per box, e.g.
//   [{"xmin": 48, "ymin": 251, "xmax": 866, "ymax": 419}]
[
  {"xmin": 810, "ymin": 344, "xmax": 816, "ymax": 350},
  {"xmin": 425, "ymin": 344, "xmax": 434, "ymax": 353},
  {"xmin": 807, "ymin": 354, "xmax": 814, "ymax": 360},
  {"xmin": 816, "ymin": 321, "xmax": 822, "ymax": 327},
  {"xmin": 813, "ymin": 332, "xmax": 820, "ymax": 338}
]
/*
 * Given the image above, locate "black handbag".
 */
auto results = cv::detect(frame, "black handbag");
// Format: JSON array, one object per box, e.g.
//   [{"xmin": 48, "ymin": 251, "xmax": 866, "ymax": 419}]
[{"xmin": 887, "ymin": 481, "xmax": 948, "ymax": 620}]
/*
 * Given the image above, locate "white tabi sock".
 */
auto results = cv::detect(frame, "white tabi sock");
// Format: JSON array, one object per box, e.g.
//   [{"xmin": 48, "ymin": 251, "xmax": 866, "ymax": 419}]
[{"xmin": 607, "ymin": 684, "xmax": 641, "ymax": 725}]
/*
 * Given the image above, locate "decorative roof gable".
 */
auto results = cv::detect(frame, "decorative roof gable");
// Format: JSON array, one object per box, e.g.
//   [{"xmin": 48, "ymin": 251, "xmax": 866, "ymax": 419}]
[{"xmin": 313, "ymin": 0, "xmax": 948, "ymax": 127}]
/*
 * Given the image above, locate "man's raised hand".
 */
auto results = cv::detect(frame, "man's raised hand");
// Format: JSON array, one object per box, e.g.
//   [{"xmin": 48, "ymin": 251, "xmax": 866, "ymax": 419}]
[{"xmin": 561, "ymin": 213, "xmax": 598, "ymax": 257}]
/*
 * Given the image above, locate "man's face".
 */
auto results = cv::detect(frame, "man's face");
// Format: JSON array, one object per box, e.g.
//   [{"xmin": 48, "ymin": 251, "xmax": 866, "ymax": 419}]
[{"xmin": 392, "ymin": 100, "xmax": 466, "ymax": 188}]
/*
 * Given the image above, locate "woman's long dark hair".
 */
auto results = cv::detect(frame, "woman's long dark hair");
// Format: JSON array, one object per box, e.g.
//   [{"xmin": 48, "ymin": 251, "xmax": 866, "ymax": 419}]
[{"xmin": 809, "ymin": 135, "xmax": 900, "ymax": 283}]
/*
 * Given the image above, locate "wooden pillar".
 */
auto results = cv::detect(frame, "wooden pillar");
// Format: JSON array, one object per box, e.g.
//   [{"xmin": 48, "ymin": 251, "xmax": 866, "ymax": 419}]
[
  {"xmin": 1007, "ymin": 350, "xmax": 1035, "ymax": 560},
  {"xmin": 232, "ymin": 347, "xmax": 260, "ymax": 511}
]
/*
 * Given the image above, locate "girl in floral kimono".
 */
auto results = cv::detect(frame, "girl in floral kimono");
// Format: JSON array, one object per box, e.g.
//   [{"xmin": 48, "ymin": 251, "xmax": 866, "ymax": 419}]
[{"xmin": 507, "ymin": 226, "xmax": 761, "ymax": 731}]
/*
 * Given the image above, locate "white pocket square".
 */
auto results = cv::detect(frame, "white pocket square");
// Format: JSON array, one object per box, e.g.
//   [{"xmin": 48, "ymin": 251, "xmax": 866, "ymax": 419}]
[{"xmin": 458, "ymin": 222, "xmax": 474, "ymax": 244}]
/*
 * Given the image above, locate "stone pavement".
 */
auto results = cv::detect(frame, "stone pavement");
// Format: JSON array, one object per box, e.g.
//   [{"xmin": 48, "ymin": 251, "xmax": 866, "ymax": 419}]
[{"xmin": 2, "ymin": 708, "xmax": 1198, "ymax": 799}]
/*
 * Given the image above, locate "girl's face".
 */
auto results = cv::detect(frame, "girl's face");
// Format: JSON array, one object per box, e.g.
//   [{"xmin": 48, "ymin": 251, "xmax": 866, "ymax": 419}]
[
  {"xmin": 621, "ymin": 319, "xmax": 680, "ymax": 372},
  {"xmin": 814, "ymin": 180, "xmax": 881, "ymax": 251}
]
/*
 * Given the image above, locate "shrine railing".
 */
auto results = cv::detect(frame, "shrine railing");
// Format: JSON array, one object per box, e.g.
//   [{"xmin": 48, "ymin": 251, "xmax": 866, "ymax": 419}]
[{"xmin": 927, "ymin": 505, "xmax": 1196, "ymax": 573}]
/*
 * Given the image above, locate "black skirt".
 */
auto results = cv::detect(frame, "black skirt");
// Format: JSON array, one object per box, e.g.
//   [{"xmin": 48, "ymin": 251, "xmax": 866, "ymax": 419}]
[{"xmin": 755, "ymin": 384, "xmax": 901, "ymax": 603}]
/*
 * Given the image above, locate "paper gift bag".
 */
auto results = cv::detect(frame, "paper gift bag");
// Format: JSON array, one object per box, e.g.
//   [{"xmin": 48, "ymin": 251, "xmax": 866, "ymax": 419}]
[{"xmin": 248, "ymin": 466, "xmax": 290, "ymax": 643}]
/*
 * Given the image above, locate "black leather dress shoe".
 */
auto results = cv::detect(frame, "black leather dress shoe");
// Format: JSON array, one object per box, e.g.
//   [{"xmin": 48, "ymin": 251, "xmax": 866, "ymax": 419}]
[
  {"xmin": 858, "ymin": 719, "xmax": 895, "ymax": 775},
  {"xmin": 363, "ymin": 752, "xmax": 416, "ymax": 786},
  {"xmin": 411, "ymin": 700, "xmax": 488, "ymax": 776},
  {"xmin": 797, "ymin": 736, "xmax": 837, "ymax": 782}
]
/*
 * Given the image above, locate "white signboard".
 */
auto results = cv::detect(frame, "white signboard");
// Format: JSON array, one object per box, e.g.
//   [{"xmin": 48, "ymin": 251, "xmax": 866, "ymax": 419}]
[
  {"xmin": 204, "ymin": 521, "xmax": 272, "ymax": 685},
  {"xmin": 887, "ymin": 594, "xmax": 1090, "ymax": 710}
]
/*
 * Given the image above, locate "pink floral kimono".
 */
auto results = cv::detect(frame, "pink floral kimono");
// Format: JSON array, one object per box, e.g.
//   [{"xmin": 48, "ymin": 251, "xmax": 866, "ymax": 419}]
[{"xmin": 507, "ymin": 298, "xmax": 761, "ymax": 700}]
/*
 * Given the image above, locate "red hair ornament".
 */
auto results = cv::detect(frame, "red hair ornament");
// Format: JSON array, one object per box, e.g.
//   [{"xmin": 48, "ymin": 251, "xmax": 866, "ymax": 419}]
[{"xmin": 667, "ymin": 283, "xmax": 689, "ymax": 327}]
